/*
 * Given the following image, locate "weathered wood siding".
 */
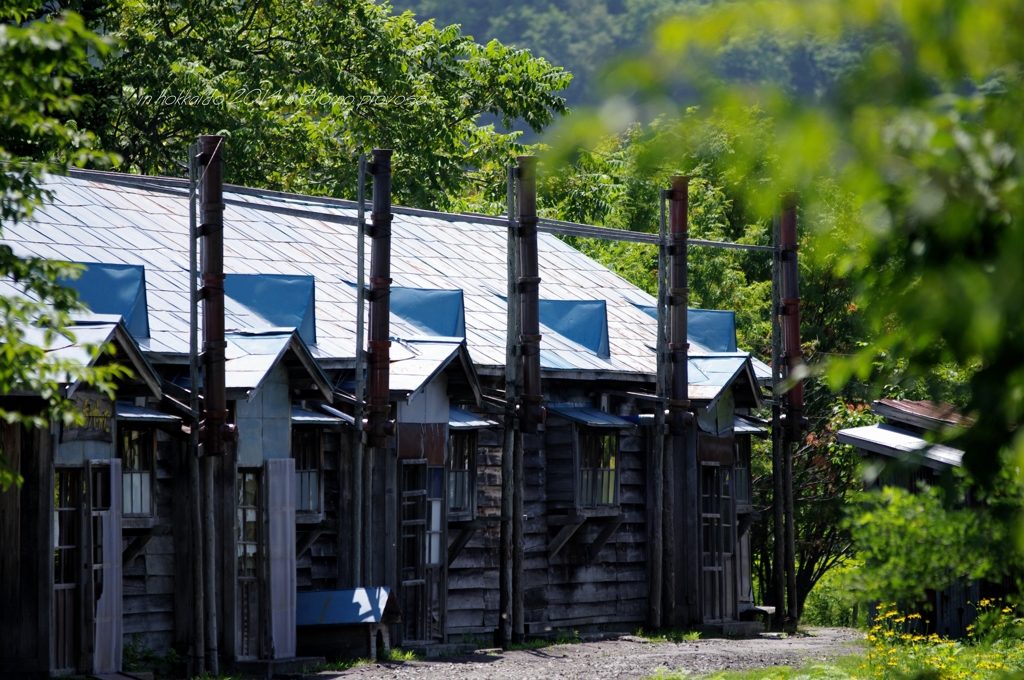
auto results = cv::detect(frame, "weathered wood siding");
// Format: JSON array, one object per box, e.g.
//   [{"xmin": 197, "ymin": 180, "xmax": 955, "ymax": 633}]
[
  {"xmin": 446, "ymin": 407, "xmax": 651, "ymax": 638},
  {"xmin": 543, "ymin": 428, "xmax": 648, "ymax": 630},
  {"xmin": 0, "ymin": 421, "xmax": 53, "ymax": 676},
  {"xmin": 446, "ymin": 427, "xmax": 503, "ymax": 636},
  {"xmin": 123, "ymin": 430, "xmax": 181, "ymax": 653}
]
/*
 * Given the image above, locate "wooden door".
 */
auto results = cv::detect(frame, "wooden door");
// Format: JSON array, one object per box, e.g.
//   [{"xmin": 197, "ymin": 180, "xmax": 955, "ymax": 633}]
[
  {"xmin": 237, "ymin": 469, "xmax": 263, "ymax": 659},
  {"xmin": 53, "ymin": 469, "xmax": 81, "ymax": 673},
  {"xmin": 700, "ymin": 463, "xmax": 737, "ymax": 622}
]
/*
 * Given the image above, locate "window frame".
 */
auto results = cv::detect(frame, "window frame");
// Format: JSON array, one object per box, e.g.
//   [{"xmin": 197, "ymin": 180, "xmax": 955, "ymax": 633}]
[
  {"xmin": 292, "ymin": 425, "xmax": 324, "ymax": 522},
  {"xmin": 574, "ymin": 425, "xmax": 621, "ymax": 513},
  {"xmin": 118, "ymin": 425, "xmax": 156, "ymax": 521},
  {"xmin": 446, "ymin": 429, "xmax": 478, "ymax": 522}
]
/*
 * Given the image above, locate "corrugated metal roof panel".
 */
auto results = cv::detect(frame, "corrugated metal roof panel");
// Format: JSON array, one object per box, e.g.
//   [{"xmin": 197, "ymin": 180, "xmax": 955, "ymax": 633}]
[
  {"xmin": 546, "ymin": 405, "xmax": 635, "ymax": 428},
  {"xmin": 449, "ymin": 406, "xmax": 498, "ymax": 430},
  {"xmin": 837, "ymin": 423, "xmax": 963, "ymax": 468}
]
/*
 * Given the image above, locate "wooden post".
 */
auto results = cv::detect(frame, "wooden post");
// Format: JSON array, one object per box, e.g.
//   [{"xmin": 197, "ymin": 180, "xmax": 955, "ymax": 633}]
[
  {"xmin": 665, "ymin": 176, "xmax": 691, "ymax": 626},
  {"xmin": 513, "ymin": 156, "xmax": 539, "ymax": 644},
  {"xmin": 352, "ymin": 153, "xmax": 367, "ymax": 587},
  {"xmin": 499, "ymin": 167, "xmax": 518, "ymax": 648},
  {"xmin": 779, "ymin": 193, "xmax": 802, "ymax": 625},
  {"xmin": 770, "ymin": 212, "xmax": 786, "ymax": 628},
  {"xmin": 187, "ymin": 142, "xmax": 205, "ymax": 677},
  {"xmin": 647, "ymin": 190, "xmax": 667, "ymax": 630}
]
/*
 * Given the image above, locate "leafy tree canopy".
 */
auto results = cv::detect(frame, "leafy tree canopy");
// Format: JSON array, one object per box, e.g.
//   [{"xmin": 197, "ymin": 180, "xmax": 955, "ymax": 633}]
[
  {"xmin": 73, "ymin": 0, "xmax": 572, "ymax": 209},
  {"xmin": 1, "ymin": 0, "xmax": 129, "ymax": 490}
]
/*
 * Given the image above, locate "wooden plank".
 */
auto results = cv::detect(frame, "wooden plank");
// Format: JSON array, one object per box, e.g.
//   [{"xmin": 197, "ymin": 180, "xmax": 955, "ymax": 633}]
[
  {"xmin": 546, "ymin": 516, "xmax": 586, "ymax": 560},
  {"xmin": 586, "ymin": 514, "xmax": 626, "ymax": 564}
]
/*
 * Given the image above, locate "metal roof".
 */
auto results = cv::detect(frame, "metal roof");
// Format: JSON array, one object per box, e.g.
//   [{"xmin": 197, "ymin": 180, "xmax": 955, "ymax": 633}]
[
  {"xmin": 734, "ymin": 414, "xmax": 768, "ymax": 436},
  {"xmin": 319, "ymin": 404, "xmax": 356, "ymax": 426},
  {"xmin": 117, "ymin": 404, "xmax": 181, "ymax": 423},
  {"xmin": 291, "ymin": 405, "xmax": 347, "ymax": 425},
  {"xmin": 546, "ymin": 405, "xmax": 636, "ymax": 428},
  {"xmin": 224, "ymin": 330, "xmax": 333, "ymax": 402},
  {"xmin": 872, "ymin": 399, "xmax": 972, "ymax": 430},
  {"xmin": 837, "ymin": 423, "xmax": 964, "ymax": 469},
  {"xmin": 16, "ymin": 317, "xmax": 163, "ymax": 399},
  {"xmin": 295, "ymin": 587, "xmax": 400, "ymax": 626},
  {"xmin": 3, "ymin": 171, "xmax": 768, "ymax": 386},
  {"xmin": 4, "ymin": 172, "xmax": 663, "ymax": 375},
  {"xmin": 689, "ymin": 355, "xmax": 759, "ymax": 406},
  {"xmin": 449, "ymin": 406, "xmax": 498, "ymax": 430}
]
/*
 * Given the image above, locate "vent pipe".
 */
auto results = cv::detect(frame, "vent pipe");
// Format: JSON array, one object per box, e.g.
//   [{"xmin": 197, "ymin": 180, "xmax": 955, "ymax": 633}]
[
  {"xmin": 198, "ymin": 134, "xmax": 235, "ymax": 451},
  {"xmin": 668, "ymin": 176, "xmax": 691, "ymax": 431},
  {"xmin": 517, "ymin": 156, "xmax": 544, "ymax": 432},
  {"xmin": 366, "ymin": 149, "xmax": 394, "ymax": 446}
]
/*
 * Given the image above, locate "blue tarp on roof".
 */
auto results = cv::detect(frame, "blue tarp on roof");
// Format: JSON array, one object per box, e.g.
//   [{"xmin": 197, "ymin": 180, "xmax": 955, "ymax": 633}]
[
  {"xmin": 633, "ymin": 304, "xmax": 737, "ymax": 353},
  {"xmin": 224, "ymin": 274, "xmax": 316, "ymax": 345},
  {"xmin": 539, "ymin": 299, "xmax": 609, "ymax": 359},
  {"xmin": 296, "ymin": 587, "xmax": 400, "ymax": 626},
  {"xmin": 688, "ymin": 309, "xmax": 737, "ymax": 352},
  {"xmin": 63, "ymin": 263, "xmax": 150, "ymax": 338},
  {"xmin": 390, "ymin": 287, "xmax": 465, "ymax": 338}
]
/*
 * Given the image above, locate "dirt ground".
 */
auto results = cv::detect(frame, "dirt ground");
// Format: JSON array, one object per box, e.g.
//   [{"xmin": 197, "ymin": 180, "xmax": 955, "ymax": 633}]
[{"xmin": 326, "ymin": 628, "xmax": 865, "ymax": 680}]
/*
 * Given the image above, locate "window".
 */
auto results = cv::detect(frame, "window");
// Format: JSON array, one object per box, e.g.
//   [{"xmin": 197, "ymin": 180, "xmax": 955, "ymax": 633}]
[
  {"xmin": 578, "ymin": 431, "xmax": 618, "ymax": 507},
  {"xmin": 427, "ymin": 467, "xmax": 444, "ymax": 565},
  {"xmin": 119, "ymin": 428, "xmax": 154, "ymax": 516},
  {"xmin": 292, "ymin": 428, "xmax": 322, "ymax": 514},
  {"xmin": 447, "ymin": 431, "xmax": 476, "ymax": 518}
]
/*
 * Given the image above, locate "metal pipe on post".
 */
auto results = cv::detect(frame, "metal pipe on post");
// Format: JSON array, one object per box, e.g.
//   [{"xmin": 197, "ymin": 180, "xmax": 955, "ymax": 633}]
[
  {"xmin": 499, "ymin": 166, "xmax": 518, "ymax": 648},
  {"xmin": 366, "ymin": 150, "xmax": 394, "ymax": 448},
  {"xmin": 770, "ymin": 212, "xmax": 786, "ymax": 629},
  {"xmin": 187, "ymin": 143, "xmax": 205, "ymax": 678},
  {"xmin": 779, "ymin": 193, "xmax": 803, "ymax": 625},
  {"xmin": 352, "ymin": 154, "xmax": 367, "ymax": 587},
  {"xmin": 514, "ymin": 156, "xmax": 540, "ymax": 643},
  {"xmin": 198, "ymin": 133, "xmax": 234, "ymax": 674}
]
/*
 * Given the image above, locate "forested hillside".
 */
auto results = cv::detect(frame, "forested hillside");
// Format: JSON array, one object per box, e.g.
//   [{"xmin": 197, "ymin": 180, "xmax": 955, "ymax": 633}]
[{"xmin": 390, "ymin": 0, "xmax": 862, "ymax": 108}]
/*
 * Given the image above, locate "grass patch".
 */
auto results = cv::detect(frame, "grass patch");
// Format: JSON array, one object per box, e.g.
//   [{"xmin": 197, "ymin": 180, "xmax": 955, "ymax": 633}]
[
  {"xmin": 636, "ymin": 627, "xmax": 702, "ymax": 643},
  {"xmin": 315, "ymin": 658, "xmax": 372, "ymax": 672},
  {"xmin": 508, "ymin": 639, "xmax": 553, "ymax": 651},
  {"xmin": 381, "ymin": 647, "xmax": 420, "ymax": 662}
]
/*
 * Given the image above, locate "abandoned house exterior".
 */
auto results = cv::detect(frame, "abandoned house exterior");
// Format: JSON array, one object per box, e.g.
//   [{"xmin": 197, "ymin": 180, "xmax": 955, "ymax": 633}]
[{"xmin": 0, "ymin": 158, "xmax": 772, "ymax": 677}]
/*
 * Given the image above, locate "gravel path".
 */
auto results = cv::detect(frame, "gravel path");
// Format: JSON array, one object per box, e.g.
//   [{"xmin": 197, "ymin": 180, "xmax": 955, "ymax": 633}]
[{"xmin": 327, "ymin": 628, "xmax": 865, "ymax": 680}]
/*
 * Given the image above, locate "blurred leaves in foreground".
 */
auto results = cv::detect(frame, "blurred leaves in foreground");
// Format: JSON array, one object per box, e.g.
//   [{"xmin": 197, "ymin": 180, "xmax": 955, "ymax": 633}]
[{"xmin": 546, "ymin": 0, "xmax": 1024, "ymax": 587}]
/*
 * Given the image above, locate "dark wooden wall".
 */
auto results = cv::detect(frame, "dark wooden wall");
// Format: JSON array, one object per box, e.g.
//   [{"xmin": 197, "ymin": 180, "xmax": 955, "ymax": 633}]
[{"xmin": 0, "ymin": 421, "xmax": 53, "ymax": 677}]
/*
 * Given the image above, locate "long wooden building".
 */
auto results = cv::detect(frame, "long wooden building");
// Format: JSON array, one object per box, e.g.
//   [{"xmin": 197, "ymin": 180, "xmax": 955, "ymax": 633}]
[{"xmin": 0, "ymin": 159, "xmax": 773, "ymax": 677}]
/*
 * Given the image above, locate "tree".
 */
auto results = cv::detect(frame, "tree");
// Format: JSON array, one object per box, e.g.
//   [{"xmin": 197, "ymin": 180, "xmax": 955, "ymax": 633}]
[
  {"xmin": 1, "ymin": 0, "xmax": 127, "ymax": 490},
  {"xmin": 72, "ymin": 0, "xmax": 571, "ymax": 210},
  {"xmin": 554, "ymin": 0, "xmax": 1024, "ymax": 594}
]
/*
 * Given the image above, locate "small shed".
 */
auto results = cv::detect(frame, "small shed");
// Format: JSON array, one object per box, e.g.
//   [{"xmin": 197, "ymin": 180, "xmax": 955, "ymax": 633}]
[{"xmin": 296, "ymin": 587, "xmax": 402, "ymax": 661}]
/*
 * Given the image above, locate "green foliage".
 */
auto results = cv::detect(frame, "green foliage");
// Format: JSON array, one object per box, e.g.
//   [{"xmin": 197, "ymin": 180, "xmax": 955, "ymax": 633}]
[
  {"xmin": 845, "ymin": 486, "xmax": 1015, "ymax": 605},
  {"xmin": 555, "ymin": 0, "xmax": 1024, "ymax": 608},
  {"xmin": 72, "ymin": 0, "xmax": 570, "ymax": 210},
  {"xmin": 751, "ymin": 401, "xmax": 879, "ymax": 617},
  {"xmin": 1, "ymin": 0, "xmax": 130, "ymax": 491},
  {"xmin": 801, "ymin": 563, "xmax": 865, "ymax": 628}
]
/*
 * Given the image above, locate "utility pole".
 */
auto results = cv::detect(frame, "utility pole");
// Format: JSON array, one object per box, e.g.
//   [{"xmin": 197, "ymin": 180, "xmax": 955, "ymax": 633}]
[{"xmin": 770, "ymin": 213, "xmax": 786, "ymax": 628}]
